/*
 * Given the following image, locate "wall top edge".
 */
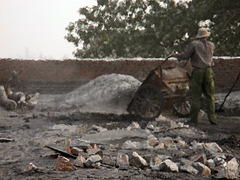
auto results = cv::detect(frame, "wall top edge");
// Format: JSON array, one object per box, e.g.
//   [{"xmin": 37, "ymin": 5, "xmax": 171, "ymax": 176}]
[{"xmin": 0, "ymin": 56, "xmax": 240, "ymax": 62}]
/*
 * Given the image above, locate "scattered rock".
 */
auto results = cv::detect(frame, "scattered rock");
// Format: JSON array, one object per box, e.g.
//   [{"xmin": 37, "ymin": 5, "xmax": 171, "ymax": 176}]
[
  {"xmin": 70, "ymin": 139, "xmax": 91, "ymax": 151},
  {"xmin": 85, "ymin": 155, "xmax": 102, "ymax": 168},
  {"xmin": 216, "ymin": 157, "xmax": 239, "ymax": 179},
  {"xmin": 55, "ymin": 155, "xmax": 74, "ymax": 171},
  {"xmin": 159, "ymin": 159, "xmax": 179, "ymax": 172},
  {"xmin": 116, "ymin": 153, "xmax": 129, "ymax": 170},
  {"xmin": 74, "ymin": 156, "xmax": 86, "ymax": 167},
  {"xmin": 127, "ymin": 122, "xmax": 140, "ymax": 131},
  {"xmin": 189, "ymin": 153, "xmax": 207, "ymax": 165},
  {"xmin": 193, "ymin": 162, "xmax": 211, "ymax": 176},
  {"xmin": 129, "ymin": 152, "xmax": 148, "ymax": 169},
  {"xmin": 203, "ymin": 142, "xmax": 223, "ymax": 154}
]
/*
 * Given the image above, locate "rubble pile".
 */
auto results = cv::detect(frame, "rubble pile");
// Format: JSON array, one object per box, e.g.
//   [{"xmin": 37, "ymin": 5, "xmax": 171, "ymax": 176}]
[
  {"xmin": 56, "ymin": 74, "xmax": 141, "ymax": 114},
  {"xmin": 37, "ymin": 117, "xmax": 240, "ymax": 179}
]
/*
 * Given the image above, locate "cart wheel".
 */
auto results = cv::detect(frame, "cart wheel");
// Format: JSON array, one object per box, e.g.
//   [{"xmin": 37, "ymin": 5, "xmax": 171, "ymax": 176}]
[{"xmin": 133, "ymin": 84, "xmax": 163, "ymax": 120}]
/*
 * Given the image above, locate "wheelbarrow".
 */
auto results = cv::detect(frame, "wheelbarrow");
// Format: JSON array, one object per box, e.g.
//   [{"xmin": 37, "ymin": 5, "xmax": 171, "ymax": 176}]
[{"xmin": 127, "ymin": 56, "xmax": 191, "ymax": 120}]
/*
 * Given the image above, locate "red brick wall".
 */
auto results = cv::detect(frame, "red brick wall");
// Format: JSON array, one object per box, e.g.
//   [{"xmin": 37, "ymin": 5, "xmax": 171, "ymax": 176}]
[{"xmin": 0, "ymin": 57, "xmax": 239, "ymax": 93}]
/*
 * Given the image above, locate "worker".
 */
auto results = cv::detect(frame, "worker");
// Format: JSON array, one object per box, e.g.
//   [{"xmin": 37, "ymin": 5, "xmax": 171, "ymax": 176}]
[{"xmin": 173, "ymin": 28, "xmax": 217, "ymax": 125}]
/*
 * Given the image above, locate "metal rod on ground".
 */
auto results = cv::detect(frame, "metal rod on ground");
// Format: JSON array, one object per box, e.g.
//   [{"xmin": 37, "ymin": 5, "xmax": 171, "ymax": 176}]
[{"xmin": 216, "ymin": 71, "xmax": 240, "ymax": 112}]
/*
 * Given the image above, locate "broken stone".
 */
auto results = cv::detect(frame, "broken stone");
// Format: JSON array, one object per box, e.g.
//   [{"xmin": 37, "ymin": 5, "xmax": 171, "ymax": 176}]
[
  {"xmin": 189, "ymin": 153, "xmax": 207, "ymax": 165},
  {"xmin": 102, "ymin": 155, "xmax": 116, "ymax": 167},
  {"xmin": 146, "ymin": 123, "xmax": 155, "ymax": 131},
  {"xmin": 70, "ymin": 147, "xmax": 83, "ymax": 156},
  {"xmin": 74, "ymin": 156, "xmax": 86, "ymax": 167},
  {"xmin": 86, "ymin": 148, "xmax": 103, "ymax": 157},
  {"xmin": 180, "ymin": 164, "xmax": 198, "ymax": 175},
  {"xmin": 213, "ymin": 156, "xmax": 227, "ymax": 167},
  {"xmin": 193, "ymin": 162, "xmax": 211, "ymax": 176},
  {"xmin": 66, "ymin": 139, "xmax": 71, "ymax": 153},
  {"xmin": 203, "ymin": 142, "xmax": 223, "ymax": 154},
  {"xmin": 216, "ymin": 157, "xmax": 239, "ymax": 179},
  {"xmin": 190, "ymin": 141, "xmax": 204, "ymax": 150},
  {"xmin": 122, "ymin": 140, "xmax": 142, "ymax": 149},
  {"xmin": 55, "ymin": 155, "xmax": 73, "ymax": 171},
  {"xmin": 175, "ymin": 139, "xmax": 186, "ymax": 148},
  {"xmin": 24, "ymin": 163, "xmax": 37, "ymax": 172},
  {"xmin": 147, "ymin": 135, "xmax": 158, "ymax": 147},
  {"xmin": 162, "ymin": 137, "xmax": 174, "ymax": 148},
  {"xmin": 116, "ymin": 153, "xmax": 129, "ymax": 170},
  {"xmin": 127, "ymin": 122, "xmax": 140, "ymax": 131},
  {"xmin": 207, "ymin": 159, "xmax": 215, "ymax": 169},
  {"xmin": 155, "ymin": 142, "xmax": 165, "ymax": 149},
  {"xmin": 70, "ymin": 139, "xmax": 91, "ymax": 151},
  {"xmin": 85, "ymin": 155, "xmax": 102, "ymax": 168},
  {"xmin": 129, "ymin": 152, "xmax": 148, "ymax": 169},
  {"xmin": 159, "ymin": 159, "xmax": 179, "ymax": 172},
  {"xmin": 150, "ymin": 156, "xmax": 162, "ymax": 170}
]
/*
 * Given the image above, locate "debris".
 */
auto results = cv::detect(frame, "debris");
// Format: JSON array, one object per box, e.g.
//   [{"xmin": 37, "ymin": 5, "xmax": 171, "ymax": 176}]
[
  {"xmin": 24, "ymin": 163, "xmax": 37, "ymax": 172},
  {"xmin": 85, "ymin": 155, "xmax": 102, "ymax": 168},
  {"xmin": 74, "ymin": 156, "xmax": 86, "ymax": 168},
  {"xmin": 129, "ymin": 152, "xmax": 148, "ymax": 169},
  {"xmin": 55, "ymin": 155, "xmax": 74, "ymax": 171},
  {"xmin": 193, "ymin": 162, "xmax": 211, "ymax": 176},
  {"xmin": 216, "ymin": 157, "xmax": 239, "ymax": 179},
  {"xmin": 116, "ymin": 153, "xmax": 129, "ymax": 170},
  {"xmin": 70, "ymin": 139, "xmax": 92, "ymax": 151},
  {"xmin": 159, "ymin": 159, "xmax": 179, "ymax": 172},
  {"xmin": 203, "ymin": 142, "xmax": 223, "ymax": 154},
  {"xmin": 127, "ymin": 122, "xmax": 140, "ymax": 131}
]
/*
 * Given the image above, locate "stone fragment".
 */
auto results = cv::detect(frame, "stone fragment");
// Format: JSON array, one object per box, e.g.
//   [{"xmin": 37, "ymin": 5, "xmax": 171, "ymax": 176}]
[
  {"xmin": 127, "ymin": 122, "xmax": 140, "ymax": 130},
  {"xmin": 155, "ymin": 142, "xmax": 165, "ymax": 149},
  {"xmin": 70, "ymin": 147, "xmax": 83, "ymax": 156},
  {"xmin": 159, "ymin": 159, "xmax": 179, "ymax": 172},
  {"xmin": 74, "ymin": 156, "xmax": 86, "ymax": 167},
  {"xmin": 189, "ymin": 153, "xmax": 207, "ymax": 165},
  {"xmin": 55, "ymin": 155, "xmax": 73, "ymax": 171},
  {"xmin": 70, "ymin": 139, "xmax": 91, "ymax": 151},
  {"xmin": 85, "ymin": 155, "xmax": 102, "ymax": 168},
  {"xmin": 146, "ymin": 123, "xmax": 155, "ymax": 131},
  {"xmin": 216, "ymin": 157, "xmax": 239, "ymax": 179},
  {"xmin": 150, "ymin": 156, "xmax": 162, "ymax": 170},
  {"xmin": 193, "ymin": 162, "xmax": 211, "ymax": 176},
  {"xmin": 86, "ymin": 148, "xmax": 103, "ymax": 157},
  {"xmin": 66, "ymin": 139, "xmax": 71, "ymax": 153},
  {"xmin": 190, "ymin": 141, "xmax": 204, "ymax": 150},
  {"xmin": 175, "ymin": 139, "xmax": 186, "ymax": 148},
  {"xmin": 159, "ymin": 137, "xmax": 174, "ymax": 148},
  {"xmin": 129, "ymin": 152, "xmax": 148, "ymax": 169},
  {"xmin": 147, "ymin": 136, "xmax": 158, "ymax": 147},
  {"xmin": 102, "ymin": 155, "xmax": 116, "ymax": 167},
  {"xmin": 180, "ymin": 164, "xmax": 198, "ymax": 175},
  {"xmin": 203, "ymin": 142, "xmax": 223, "ymax": 154},
  {"xmin": 207, "ymin": 159, "xmax": 215, "ymax": 169},
  {"xmin": 116, "ymin": 153, "xmax": 129, "ymax": 170},
  {"xmin": 24, "ymin": 163, "xmax": 37, "ymax": 172}
]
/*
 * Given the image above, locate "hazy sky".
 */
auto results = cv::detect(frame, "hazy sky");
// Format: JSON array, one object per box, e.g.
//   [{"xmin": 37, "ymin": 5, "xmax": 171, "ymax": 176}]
[{"xmin": 0, "ymin": 0, "xmax": 96, "ymax": 60}]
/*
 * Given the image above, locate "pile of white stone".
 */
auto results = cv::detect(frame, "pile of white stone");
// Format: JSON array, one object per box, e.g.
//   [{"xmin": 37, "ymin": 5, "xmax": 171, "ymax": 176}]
[{"xmin": 56, "ymin": 74, "xmax": 141, "ymax": 114}]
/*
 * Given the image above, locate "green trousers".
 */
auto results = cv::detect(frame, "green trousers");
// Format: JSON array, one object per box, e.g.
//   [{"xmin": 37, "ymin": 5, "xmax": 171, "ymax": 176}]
[{"xmin": 190, "ymin": 68, "xmax": 216, "ymax": 123}]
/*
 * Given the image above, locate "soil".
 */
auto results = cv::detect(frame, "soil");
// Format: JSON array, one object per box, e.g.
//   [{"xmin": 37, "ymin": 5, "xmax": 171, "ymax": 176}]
[{"xmin": 0, "ymin": 74, "xmax": 239, "ymax": 180}]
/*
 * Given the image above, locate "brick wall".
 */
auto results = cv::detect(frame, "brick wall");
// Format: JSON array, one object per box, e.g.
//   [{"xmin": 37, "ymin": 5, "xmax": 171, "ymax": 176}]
[{"xmin": 0, "ymin": 57, "xmax": 239, "ymax": 94}]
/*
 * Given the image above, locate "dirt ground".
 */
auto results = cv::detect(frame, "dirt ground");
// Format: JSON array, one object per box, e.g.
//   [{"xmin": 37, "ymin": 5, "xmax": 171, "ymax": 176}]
[{"xmin": 0, "ymin": 92, "xmax": 239, "ymax": 180}]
